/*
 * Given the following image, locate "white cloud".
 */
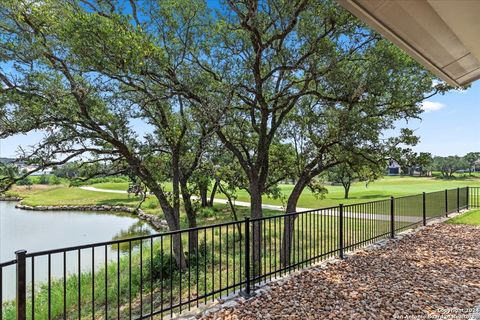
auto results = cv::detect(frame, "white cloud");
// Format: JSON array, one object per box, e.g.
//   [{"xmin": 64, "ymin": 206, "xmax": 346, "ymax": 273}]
[
  {"xmin": 421, "ymin": 101, "xmax": 446, "ymax": 112},
  {"xmin": 431, "ymin": 79, "xmax": 443, "ymax": 88}
]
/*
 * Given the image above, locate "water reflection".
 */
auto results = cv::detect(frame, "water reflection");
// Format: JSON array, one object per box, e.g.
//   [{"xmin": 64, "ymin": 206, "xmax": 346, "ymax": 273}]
[
  {"xmin": 0, "ymin": 201, "xmax": 156, "ymax": 300},
  {"xmin": 111, "ymin": 221, "xmax": 152, "ymax": 253}
]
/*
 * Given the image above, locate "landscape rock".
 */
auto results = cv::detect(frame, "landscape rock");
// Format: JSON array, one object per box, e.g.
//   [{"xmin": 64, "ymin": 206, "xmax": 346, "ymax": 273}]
[
  {"xmin": 202, "ymin": 223, "xmax": 480, "ymax": 319},
  {"xmin": 0, "ymin": 195, "xmax": 22, "ymax": 201}
]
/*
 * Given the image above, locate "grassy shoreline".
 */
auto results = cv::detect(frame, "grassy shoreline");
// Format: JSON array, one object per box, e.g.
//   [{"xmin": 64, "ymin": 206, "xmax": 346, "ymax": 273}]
[{"xmin": 10, "ymin": 175, "xmax": 480, "ymax": 210}]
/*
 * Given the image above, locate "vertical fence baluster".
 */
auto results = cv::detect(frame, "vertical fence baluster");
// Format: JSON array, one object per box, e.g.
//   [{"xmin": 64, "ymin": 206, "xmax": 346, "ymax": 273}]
[
  {"xmin": 268, "ymin": 219, "xmax": 272, "ymax": 280},
  {"xmin": 262, "ymin": 220, "xmax": 265, "ymax": 281},
  {"xmin": 140, "ymin": 240, "xmax": 143, "ymax": 317},
  {"xmin": 203, "ymin": 230, "xmax": 206, "ymax": 307},
  {"xmin": 16, "ymin": 250, "xmax": 27, "ymax": 320},
  {"xmin": 169, "ymin": 236, "xmax": 173, "ymax": 318},
  {"xmin": 273, "ymin": 218, "xmax": 277, "ymax": 277},
  {"xmin": 232, "ymin": 225, "xmax": 237, "ymax": 294},
  {"xmin": 78, "ymin": 250, "xmax": 81, "ymax": 320},
  {"xmin": 390, "ymin": 197, "xmax": 395, "ymax": 238},
  {"xmin": 150, "ymin": 238, "xmax": 153, "ymax": 316},
  {"xmin": 289, "ymin": 214, "xmax": 301, "ymax": 271},
  {"xmin": 129, "ymin": 241, "xmax": 132, "ymax": 319},
  {"xmin": 188, "ymin": 232, "xmax": 192, "ymax": 310},
  {"xmin": 104, "ymin": 246, "xmax": 107, "ymax": 319},
  {"xmin": 457, "ymin": 187, "xmax": 460, "ymax": 212},
  {"xmin": 211, "ymin": 227, "xmax": 215, "ymax": 302},
  {"xmin": 242, "ymin": 217, "xmax": 251, "ymax": 297},
  {"xmin": 116, "ymin": 244, "xmax": 120, "ymax": 320},
  {"xmin": 48, "ymin": 254, "xmax": 51, "ymax": 320},
  {"xmin": 445, "ymin": 189, "xmax": 448, "ymax": 217},
  {"xmin": 467, "ymin": 186, "xmax": 470, "ymax": 209},
  {"xmin": 179, "ymin": 235, "xmax": 183, "ymax": 313},
  {"xmin": 423, "ymin": 192, "xmax": 427, "ymax": 226},
  {"xmin": 161, "ymin": 235, "xmax": 165, "ymax": 319},
  {"xmin": 226, "ymin": 225, "xmax": 229, "ymax": 293},
  {"xmin": 91, "ymin": 248, "xmax": 94, "ymax": 320},
  {"xmin": 31, "ymin": 256, "xmax": 35, "ymax": 320},
  {"xmin": 0, "ymin": 266, "xmax": 2, "ymax": 320},
  {"xmin": 63, "ymin": 252, "xmax": 67, "ymax": 319},
  {"xmin": 339, "ymin": 205, "xmax": 344, "ymax": 259}
]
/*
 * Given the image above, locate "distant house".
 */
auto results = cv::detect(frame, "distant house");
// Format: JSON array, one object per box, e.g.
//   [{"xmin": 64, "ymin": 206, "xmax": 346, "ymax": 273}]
[
  {"xmin": 0, "ymin": 159, "xmax": 52, "ymax": 176},
  {"xmin": 387, "ymin": 160, "xmax": 401, "ymax": 176},
  {"xmin": 20, "ymin": 165, "xmax": 53, "ymax": 176},
  {"xmin": 475, "ymin": 160, "xmax": 480, "ymax": 172}
]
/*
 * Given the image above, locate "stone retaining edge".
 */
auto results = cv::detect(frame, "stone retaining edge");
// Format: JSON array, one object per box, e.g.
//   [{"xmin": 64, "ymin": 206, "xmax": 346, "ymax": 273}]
[{"xmin": 12, "ymin": 202, "xmax": 169, "ymax": 231}]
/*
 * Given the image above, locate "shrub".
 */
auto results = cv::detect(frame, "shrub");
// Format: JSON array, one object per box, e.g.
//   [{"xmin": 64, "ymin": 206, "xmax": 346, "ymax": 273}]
[
  {"xmin": 50, "ymin": 175, "xmax": 62, "ymax": 185},
  {"xmin": 38, "ymin": 174, "xmax": 50, "ymax": 184},
  {"xmin": 16, "ymin": 177, "xmax": 33, "ymax": 186},
  {"xmin": 199, "ymin": 206, "xmax": 218, "ymax": 218},
  {"xmin": 148, "ymin": 250, "xmax": 178, "ymax": 281},
  {"xmin": 143, "ymin": 198, "xmax": 158, "ymax": 209}
]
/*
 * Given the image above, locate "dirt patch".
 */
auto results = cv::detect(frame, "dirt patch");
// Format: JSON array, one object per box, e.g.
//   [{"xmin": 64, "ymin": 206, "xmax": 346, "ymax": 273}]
[{"xmin": 11, "ymin": 184, "xmax": 58, "ymax": 191}]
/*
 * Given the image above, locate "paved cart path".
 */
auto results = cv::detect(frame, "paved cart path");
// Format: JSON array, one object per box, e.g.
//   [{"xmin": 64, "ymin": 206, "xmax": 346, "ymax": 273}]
[
  {"xmin": 79, "ymin": 186, "xmax": 310, "ymax": 211},
  {"xmin": 79, "ymin": 186, "xmax": 423, "ymax": 223},
  {"xmin": 202, "ymin": 223, "xmax": 480, "ymax": 319}
]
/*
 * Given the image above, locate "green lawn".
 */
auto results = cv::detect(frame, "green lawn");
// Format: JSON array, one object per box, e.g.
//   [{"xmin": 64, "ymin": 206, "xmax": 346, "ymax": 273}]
[
  {"xmin": 89, "ymin": 182, "xmax": 130, "ymax": 191},
  {"xmin": 12, "ymin": 175, "xmax": 480, "ymax": 217},
  {"xmin": 11, "ymin": 185, "xmax": 140, "ymax": 207},
  {"xmin": 92, "ymin": 175, "xmax": 480, "ymax": 208},
  {"xmin": 447, "ymin": 210, "xmax": 480, "ymax": 226}
]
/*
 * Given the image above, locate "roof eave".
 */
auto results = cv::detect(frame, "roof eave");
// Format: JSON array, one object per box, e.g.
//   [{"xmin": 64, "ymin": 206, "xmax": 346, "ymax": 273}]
[{"xmin": 336, "ymin": 0, "xmax": 468, "ymax": 87}]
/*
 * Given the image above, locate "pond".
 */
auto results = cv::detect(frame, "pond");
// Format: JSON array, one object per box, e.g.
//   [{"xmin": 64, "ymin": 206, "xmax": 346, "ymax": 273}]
[{"xmin": 0, "ymin": 201, "xmax": 156, "ymax": 299}]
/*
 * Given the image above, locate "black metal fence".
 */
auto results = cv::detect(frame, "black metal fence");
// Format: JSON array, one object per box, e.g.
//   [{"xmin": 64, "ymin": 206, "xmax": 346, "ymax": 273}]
[{"xmin": 0, "ymin": 187, "xmax": 475, "ymax": 320}]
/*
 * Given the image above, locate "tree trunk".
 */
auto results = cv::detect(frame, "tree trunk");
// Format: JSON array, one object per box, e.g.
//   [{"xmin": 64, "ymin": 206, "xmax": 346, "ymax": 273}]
[
  {"xmin": 280, "ymin": 177, "xmax": 307, "ymax": 267},
  {"xmin": 169, "ymin": 153, "xmax": 188, "ymax": 269},
  {"xmin": 218, "ymin": 182, "xmax": 242, "ymax": 240},
  {"xmin": 181, "ymin": 180, "xmax": 198, "ymax": 255},
  {"xmin": 198, "ymin": 182, "xmax": 208, "ymax": 207},
  {"xmin": 152, "ymin": 189, "xmax": 187, "ymax": 270},
  {"xmin": 208, "ymin": 180, "xmax": 218, "ymax": 207},
  {"xmin": 249, "ymin": 182, "xmax": 263, "ymax": 277},
  {"xmin": 343, "ymin": 182, "xmax": 351, "ymax": 199}
]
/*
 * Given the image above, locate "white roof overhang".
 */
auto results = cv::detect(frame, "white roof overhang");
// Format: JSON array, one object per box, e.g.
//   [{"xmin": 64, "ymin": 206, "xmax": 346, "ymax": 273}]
[{"xmin": 337, "ymin": 0, "xmax": 480, "ymax": 87}]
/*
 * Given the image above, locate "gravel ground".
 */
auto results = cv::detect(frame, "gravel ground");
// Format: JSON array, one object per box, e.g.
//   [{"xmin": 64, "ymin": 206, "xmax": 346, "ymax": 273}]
[{"xmin": 202, "ymin": 224, "xmax": 480, "ymax": 319}]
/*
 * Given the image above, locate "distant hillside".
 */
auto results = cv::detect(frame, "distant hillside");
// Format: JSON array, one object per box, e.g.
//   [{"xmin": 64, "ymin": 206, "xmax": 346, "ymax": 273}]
[{"xmin": 0, "ymin": 157, "xmax": 16, "ymax": 164}]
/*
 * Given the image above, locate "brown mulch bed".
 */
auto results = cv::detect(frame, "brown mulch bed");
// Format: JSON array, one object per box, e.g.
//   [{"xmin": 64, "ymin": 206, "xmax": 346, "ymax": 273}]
[{"xmin": 202, "ymin": 224, "xmax": 480, "ymax": 319}]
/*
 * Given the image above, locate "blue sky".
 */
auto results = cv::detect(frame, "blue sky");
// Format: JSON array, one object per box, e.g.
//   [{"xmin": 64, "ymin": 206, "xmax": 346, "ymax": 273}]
[
  {"xmin": 1, "ymin": 82, "xmax": 479, "ymax": 158},
  {"xmin": 397, "ymin": 81, "xmax": 480, "ymax": 156}
]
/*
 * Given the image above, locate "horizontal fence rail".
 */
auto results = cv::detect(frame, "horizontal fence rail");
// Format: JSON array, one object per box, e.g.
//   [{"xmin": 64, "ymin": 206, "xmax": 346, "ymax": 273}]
[{"xmin": 0, "ymin": 187, "xmax": 475, "ymax": 320}]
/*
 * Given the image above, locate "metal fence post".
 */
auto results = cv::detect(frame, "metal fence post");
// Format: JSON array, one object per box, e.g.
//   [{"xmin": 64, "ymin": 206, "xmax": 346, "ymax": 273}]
[
  {"xmin": 339, "ymin": 204, "xmax": 344, "ymax": 259},
  {"xmin": 467, "ymin": 186, "xmax": 470, "ymax": 209},
  {"xmin": 445, "ymin": 189, "xmax": 448, "ymax": 217},
  {"xmin": 16, "ymin": 250, "xmax": 27, "ymax": 320},
  {"xmin": 390, "ymin": 197, "xmax": 395, "ymax": 238},
  {"xmin": 422, "ymin": 192, "xmax": 426, "ymax": 226},
  {"xmin": 241, "ymin": 217, "xmax": 251, "ymax": 298},
  {"xmin": 457, "ymin": 187, "xmax": 460, "ymax": 212}
]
